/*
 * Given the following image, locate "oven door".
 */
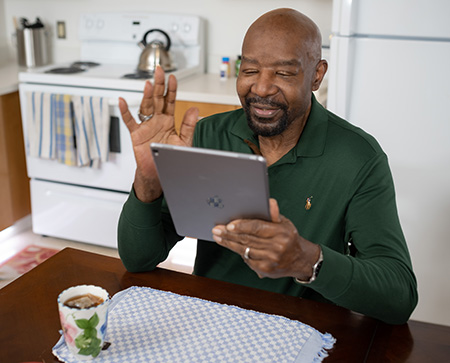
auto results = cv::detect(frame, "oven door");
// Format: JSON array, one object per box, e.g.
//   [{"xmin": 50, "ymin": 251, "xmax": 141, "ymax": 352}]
[
  {"xmin": 18, "ymin": 83, "xmax": 143, "ymax": 247},
  {"xmin": 18, "ymin": 83, "xmax": 142, "ymax": 192}
]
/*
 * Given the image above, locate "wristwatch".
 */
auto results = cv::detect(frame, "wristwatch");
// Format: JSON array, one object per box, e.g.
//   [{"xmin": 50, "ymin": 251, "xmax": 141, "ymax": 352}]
[{"xmin": 294, "ymin": 247, "xmax": 323, "ymax": 284}]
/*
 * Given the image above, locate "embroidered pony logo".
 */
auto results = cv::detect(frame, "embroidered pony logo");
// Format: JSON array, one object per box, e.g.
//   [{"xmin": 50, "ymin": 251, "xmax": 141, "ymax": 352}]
[{"xmin": 305, "ymin": 196, "xmax": 313, "ymax": 210}]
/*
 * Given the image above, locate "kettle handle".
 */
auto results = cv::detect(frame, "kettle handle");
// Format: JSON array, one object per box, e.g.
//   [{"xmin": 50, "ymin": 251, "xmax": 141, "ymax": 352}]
[{"xmin": 142, "ymin": 29, "xmax": 171, "ymax": 51}]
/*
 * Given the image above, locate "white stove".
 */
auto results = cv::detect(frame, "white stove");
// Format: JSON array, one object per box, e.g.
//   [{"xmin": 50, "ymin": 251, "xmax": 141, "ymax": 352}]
[
  {"xmin": 18, "ymin": 12, "xmax": 205, "ymax": 248},
  {"xmin": 19, "ymin": 12, "xmax": 205, "ymax": 91}
]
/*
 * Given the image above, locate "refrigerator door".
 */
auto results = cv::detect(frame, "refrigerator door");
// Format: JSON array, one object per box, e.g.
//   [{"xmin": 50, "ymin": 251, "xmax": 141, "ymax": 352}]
[
  {"xmin": 332, "ymin": 0, "xmax": 450, "ymax": 38},
  {"xmin": 328, "ymin": 36, "xmax": 450, "ymax": 166}
]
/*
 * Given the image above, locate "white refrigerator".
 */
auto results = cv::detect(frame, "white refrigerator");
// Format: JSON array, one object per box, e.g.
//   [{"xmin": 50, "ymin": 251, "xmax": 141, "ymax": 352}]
[{"xmin": 327, "ymin": 0, "xmax": 450, "ymax": 325}]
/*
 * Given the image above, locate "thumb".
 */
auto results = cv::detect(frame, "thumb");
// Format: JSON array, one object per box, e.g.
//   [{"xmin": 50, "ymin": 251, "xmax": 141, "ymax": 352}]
[
  {"xmin": 179, "ymin": 107, "xmax": 200, "ymax": 146},
  {"xmin": 269, "ymin": 198, "xmax": 281, "ymax": 223}
]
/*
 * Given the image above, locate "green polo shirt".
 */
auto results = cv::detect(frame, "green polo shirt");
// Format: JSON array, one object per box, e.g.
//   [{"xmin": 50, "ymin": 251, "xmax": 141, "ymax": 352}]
[{"xmin": 118, "ymin": 96, "xmax": 418, "ymax": 324}]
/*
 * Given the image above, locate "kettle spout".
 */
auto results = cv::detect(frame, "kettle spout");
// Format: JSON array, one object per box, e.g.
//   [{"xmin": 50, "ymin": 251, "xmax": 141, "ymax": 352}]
[{"xmin": 138, "ymin": 40, "xmax": 146, "ymax": 49}]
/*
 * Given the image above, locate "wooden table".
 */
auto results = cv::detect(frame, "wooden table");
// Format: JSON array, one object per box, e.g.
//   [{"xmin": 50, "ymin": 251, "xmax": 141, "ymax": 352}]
[{"xmin": 0, "ymin": 248, "xmax": 449, "ymax": 362}]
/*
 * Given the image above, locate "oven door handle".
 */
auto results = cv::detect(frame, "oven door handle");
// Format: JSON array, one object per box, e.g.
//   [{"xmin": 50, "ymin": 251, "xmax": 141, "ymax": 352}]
[{"xmin": 108, "ymin": 98, "xmax": 142, "ymax": 107}]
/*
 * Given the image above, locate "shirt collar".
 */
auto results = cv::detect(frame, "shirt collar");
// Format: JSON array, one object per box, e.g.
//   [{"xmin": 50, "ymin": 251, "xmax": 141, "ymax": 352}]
[
  {"xmin": 230, "ymin": 94, "xmax": 328, "ymax": 159},
  {"xmin": 294, "ymin": 94, "xmax": 328, "ymax": 158}
]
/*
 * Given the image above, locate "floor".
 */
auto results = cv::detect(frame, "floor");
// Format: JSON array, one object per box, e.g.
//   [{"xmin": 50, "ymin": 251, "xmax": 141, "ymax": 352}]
[{"xmin": 0, "ymin": 216, "xmax": 196, "ymax": 289}]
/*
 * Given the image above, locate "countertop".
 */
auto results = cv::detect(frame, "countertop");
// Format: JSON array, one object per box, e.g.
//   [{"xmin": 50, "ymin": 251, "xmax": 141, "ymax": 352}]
[
  {"xmin": 177, "ymin": 73, "xmax": 240, "ymax": 105},
  {"xmin": 0, "ymin": 61, "xmax": 240, "ymax": 104}
]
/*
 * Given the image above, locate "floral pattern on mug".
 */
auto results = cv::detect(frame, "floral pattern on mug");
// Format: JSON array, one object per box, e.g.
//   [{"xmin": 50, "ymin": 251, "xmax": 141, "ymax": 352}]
[
  {"xmin": 74, "ymin": 312, "xmax": 103, "ymax": 357},
  {"xmin": 59, "ymin": 311, "xmax": 77, "ymax": 345}
]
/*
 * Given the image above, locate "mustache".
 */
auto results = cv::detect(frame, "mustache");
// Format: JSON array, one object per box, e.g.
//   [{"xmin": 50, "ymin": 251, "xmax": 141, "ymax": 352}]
[{"xmin": 245, "ymin": 96, "xmax": 287, "ymax": 109}]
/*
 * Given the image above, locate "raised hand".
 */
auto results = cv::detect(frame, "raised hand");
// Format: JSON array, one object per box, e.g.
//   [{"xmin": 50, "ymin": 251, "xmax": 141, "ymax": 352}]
[{"xmin": 118, "ymin": 66, "xmax": 199, "ymax": 202}]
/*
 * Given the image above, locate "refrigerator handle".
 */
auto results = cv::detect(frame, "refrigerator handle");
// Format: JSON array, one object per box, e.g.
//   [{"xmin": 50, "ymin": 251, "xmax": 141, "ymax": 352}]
[
  {"xmin": 332, "ymin": 0, "xmax": 358, "ymax": 36},
  {"xmin": 327, "ymin": 36, "xmax": 352, "ymax": 119}
]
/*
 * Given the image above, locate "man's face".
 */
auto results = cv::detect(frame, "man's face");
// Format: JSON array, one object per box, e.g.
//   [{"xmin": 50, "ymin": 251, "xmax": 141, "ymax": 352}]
[{"xmin": 237, "ymin": 27, "xmax": 317, "ymax": 137}]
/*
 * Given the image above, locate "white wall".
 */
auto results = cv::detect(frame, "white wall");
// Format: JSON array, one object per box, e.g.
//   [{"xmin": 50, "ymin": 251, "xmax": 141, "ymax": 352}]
[
  {"xmin": 0, "ymin": 0, "xmax": 10, "ymax": 63},
  {"xmin": 0, "ymin": 0, "xmax": 5, "ymax": 44},
  {"xmin": 2, "ymin": 0, "xmax": 332, "ymax": 71}
]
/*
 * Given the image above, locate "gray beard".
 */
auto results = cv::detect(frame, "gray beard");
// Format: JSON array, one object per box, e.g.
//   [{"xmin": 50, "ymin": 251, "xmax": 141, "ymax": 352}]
[{"xmin": 243, "ymin": 97, "xmax": 290, "ymax": 137}]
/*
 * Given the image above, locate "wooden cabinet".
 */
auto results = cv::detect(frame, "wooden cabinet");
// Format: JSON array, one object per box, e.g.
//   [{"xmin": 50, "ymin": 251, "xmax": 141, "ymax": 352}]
[
  {"xmin": 174, "ymin": 100, "xmax": 241, "ymax": 133},
  {"xmin": 0, "ymin": 91, "xmax": 31, "ymax": 231}
]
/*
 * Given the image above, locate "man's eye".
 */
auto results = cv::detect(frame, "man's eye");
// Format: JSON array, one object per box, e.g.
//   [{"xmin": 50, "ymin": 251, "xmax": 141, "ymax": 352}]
[
  {"xmin": 276, "ymin": 71, "xmax": 294, "ymax": 77},
  {"xmin": 242, "ymin": 69, "xmax": 258, "ymax": 75}
]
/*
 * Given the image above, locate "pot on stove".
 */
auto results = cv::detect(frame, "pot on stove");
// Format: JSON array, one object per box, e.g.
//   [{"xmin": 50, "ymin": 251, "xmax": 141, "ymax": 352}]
[{"xmin": 137, "ymin": 29, "xmax": 176, "ymax": 73}]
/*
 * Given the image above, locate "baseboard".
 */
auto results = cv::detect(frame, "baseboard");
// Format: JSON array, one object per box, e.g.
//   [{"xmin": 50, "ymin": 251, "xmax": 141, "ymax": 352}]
[{"xmin": 0, "ymin": 215, "xmax": 32, "ymax": 242}]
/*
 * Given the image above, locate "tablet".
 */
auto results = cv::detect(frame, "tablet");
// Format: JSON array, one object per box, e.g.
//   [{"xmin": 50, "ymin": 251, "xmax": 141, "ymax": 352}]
[{"xmin": 150, "ymin": 143, "xmax": 271, "ymax": 241}]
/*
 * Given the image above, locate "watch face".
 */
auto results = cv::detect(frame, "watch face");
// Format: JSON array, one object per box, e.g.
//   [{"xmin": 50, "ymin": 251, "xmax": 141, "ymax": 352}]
[{"xmin": 314, "ymin": 261, "xmax": 323, "ymax": 279}]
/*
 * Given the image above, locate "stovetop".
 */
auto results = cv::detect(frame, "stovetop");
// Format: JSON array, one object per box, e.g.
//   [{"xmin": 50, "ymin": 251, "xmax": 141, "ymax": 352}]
[
  {"xmin": 19, "ymin": 61, "xmax": 200, "ymax": 92},
  {"xmin": 44, "ymin": 61, "xmax": 101, "ymax": 74}
]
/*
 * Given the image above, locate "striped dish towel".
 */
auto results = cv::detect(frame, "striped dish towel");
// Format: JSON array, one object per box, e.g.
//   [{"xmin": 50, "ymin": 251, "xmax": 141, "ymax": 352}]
[
  {"xmin": 53, "ymin": 94, "xmax": 77, "ymax": 166},
  {"xmin": 25, "ymin": 91, "xmax": 56, "ymax": 160},
  {"xmin": 72, "ymin": 96, "xmax": 111, "ymax": 167}
]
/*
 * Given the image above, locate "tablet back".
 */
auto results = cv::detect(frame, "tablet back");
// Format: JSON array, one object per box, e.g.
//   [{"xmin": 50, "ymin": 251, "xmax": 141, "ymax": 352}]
[{"xmin": 150, "ymin": 143, "xmax": 270, "ymax": 241}]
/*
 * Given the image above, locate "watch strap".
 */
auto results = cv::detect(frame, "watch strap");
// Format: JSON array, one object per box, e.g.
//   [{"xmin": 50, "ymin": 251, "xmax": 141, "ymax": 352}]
[{"xmin": 294, "ymin": 247, "xmax": 323, "ymax": 284}]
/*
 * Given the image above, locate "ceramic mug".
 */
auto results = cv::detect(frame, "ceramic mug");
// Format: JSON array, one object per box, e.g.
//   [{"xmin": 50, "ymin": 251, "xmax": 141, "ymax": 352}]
[{"xmin": 58, "ymin": 285, "xmax": 110, "ymax": 360}]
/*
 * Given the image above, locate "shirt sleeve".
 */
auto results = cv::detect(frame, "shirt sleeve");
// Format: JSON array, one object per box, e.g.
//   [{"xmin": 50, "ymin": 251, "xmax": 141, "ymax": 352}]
[
  {"xmin": 310, "ymin": 154, "xmax": 418, "ymax": 324},
  {"xmin": 117, "ymin": 187, "xmax": 182, "ymax": 272},
  {"xmin": 117, "ymin": 121, "xmax": 205, "ymax": 273}
]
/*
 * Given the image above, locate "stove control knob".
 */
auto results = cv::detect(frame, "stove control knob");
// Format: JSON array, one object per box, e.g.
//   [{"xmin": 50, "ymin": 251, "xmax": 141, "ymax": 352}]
[
  {"xmin": 96, "ymin": 19, "xmax": 105, "ymax": 29},
  {"xmin": 172, "ymin": 23, "xmax": 179, "ymax": 32},
  {"xmin": 183, "ymin": 23, "xmax": 191, "ymax": 33},
  {"xmin": 85, "ymin": 18, "xmax": 94, "ymax": 29}
]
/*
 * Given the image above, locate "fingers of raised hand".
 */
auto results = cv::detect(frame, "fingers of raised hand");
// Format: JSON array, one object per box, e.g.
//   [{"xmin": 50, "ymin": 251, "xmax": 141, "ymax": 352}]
[
  {"xmin": 138, "ymin": 81, "xmax": 154, "ymax": 122},
  {"xmin": 150, "ymin": 66, "xmax": 178, "ymax": 118},
  {"xmin": 119, "ymin": 97, "xmax": 138, "ymax": 132},
  {"xmin": 153, "ymin": 65, "xmax": 168, "ymax": 115},
  {"xmin": 179, "ymin": 107, "xmax": 199, "ymax": 146},
  {"xmin": 163, "ymin": 74, "xmax": 177, "ymax": 116}
]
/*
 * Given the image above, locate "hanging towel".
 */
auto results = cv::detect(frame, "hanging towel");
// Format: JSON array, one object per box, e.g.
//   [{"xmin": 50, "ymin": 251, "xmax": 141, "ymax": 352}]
[
  {"xmin": 25, "ymin": 91, "xmax": 56, "ymax": 160},
  {"xmin": 72, "ymin": 95, "xmax": 110, "ymax": 167},
  {"xmin": 53, "ymin": 94, "xmax": 77, "ymax": 166}
]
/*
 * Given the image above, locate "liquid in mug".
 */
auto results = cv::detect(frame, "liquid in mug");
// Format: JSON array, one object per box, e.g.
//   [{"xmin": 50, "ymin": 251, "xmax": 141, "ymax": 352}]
[{"xmin": 64, "ymin": 293, "xmax": 104, "ymax": 309}]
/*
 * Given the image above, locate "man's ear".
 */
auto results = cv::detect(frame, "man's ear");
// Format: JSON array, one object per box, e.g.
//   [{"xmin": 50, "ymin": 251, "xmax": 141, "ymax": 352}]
[{"xmin": 312, "ymin": 59, "xmax": 328, "ymax": 92}]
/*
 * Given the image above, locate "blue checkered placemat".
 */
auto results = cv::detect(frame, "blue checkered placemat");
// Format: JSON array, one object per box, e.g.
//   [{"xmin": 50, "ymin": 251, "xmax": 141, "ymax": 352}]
[{"xmin": 53, "ymin": 286, "xmax": 335, "ymax": 362}]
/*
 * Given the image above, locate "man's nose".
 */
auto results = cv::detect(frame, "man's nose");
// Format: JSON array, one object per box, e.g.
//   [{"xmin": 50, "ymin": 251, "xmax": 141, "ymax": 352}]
[{"xmin": 251, "ymin": 71, "xmax": 278, "ymax": 98}]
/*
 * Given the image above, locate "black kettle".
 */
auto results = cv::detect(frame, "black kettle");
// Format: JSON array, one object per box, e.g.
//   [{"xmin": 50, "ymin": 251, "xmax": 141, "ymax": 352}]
[{"xmin": 137, "ymin": 29, "xmax": 176, "ymax": 73}]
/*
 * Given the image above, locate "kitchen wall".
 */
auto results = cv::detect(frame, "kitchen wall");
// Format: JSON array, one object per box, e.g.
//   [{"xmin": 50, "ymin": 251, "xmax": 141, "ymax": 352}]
[
  {"xmin": 2, "ymin": 0, "xmax": 332, "ymax": 72},
  {"xmin": 0, "ymin": 0, "xmax": 9, "ymax": 63}
]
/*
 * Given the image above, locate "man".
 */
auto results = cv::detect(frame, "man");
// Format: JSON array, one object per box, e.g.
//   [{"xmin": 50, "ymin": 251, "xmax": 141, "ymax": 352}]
[{"xmin": 118, "ymin": 8, "xmax": 418, "ymax": 325}]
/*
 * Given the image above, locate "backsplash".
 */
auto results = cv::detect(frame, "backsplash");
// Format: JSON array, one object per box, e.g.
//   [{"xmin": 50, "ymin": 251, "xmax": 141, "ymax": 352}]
[{"xmin": 1, "ymin": 0, "xmax": 332, "ymax": 71}]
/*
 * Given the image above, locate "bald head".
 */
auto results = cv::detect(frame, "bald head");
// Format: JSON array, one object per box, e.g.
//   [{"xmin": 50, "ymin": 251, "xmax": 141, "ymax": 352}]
[{"xmin": 243, "ymin": 8, "xmax": 323, "ymax": 68}]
